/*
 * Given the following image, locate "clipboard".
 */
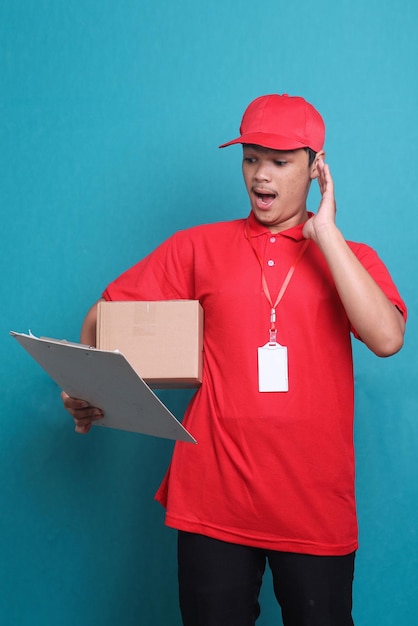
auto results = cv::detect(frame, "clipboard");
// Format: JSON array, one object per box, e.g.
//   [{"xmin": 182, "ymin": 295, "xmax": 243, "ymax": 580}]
[{"xmin": 10, "ymin": 331, "xmax": 196, "ymax": 443}]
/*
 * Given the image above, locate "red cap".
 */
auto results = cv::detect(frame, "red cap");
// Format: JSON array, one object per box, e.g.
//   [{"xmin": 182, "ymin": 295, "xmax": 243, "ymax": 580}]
[{"xmin": 219, "ymin": 94, "xmax": 325, "ymax": 152}]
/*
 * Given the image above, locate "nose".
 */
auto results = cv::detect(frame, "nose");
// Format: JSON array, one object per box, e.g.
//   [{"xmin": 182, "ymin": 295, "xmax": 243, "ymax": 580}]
[{"xmin": 254, "ymin": 160, "xmax": 271, "ymax": 182}]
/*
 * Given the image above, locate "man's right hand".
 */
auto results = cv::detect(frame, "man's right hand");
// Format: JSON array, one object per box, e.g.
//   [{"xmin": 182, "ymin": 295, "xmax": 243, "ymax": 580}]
[{"xmin": 61, "ymin": 391, "xmax": 104, "ymax": 434}]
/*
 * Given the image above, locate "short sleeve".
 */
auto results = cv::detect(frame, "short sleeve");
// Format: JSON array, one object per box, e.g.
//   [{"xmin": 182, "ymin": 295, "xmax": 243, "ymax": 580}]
[{"xmin": 102, "ymin": 230, "xmax": 197, "ymax": 302}]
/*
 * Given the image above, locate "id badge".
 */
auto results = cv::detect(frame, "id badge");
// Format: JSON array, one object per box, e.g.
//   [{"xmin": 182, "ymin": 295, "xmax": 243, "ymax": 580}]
[{"xmin": 258, "ymin": 342, "xmax": 288, "ymax": 392}]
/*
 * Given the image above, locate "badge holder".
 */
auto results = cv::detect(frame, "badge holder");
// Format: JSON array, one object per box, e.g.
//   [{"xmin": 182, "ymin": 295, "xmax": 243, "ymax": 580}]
[{"xmin": 258, "ymin": 322, "xmax": 288, "ymax": 393}]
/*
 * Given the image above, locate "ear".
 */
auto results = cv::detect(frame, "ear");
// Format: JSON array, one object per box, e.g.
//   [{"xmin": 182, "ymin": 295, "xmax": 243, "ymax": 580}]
[{"xmin": 310, "ymin": 150, "xmax": 326, "ymax": 179}]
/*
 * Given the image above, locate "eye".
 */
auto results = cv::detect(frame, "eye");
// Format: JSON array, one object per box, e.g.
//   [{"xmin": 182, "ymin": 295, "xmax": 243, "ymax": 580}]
[
  {"xmin": 243, "ymin": 156, "xmax": 256, "ymax": 164},
  {"xmin": 274, "ymin": 160, "xmax": 287, "ymax": 167}
]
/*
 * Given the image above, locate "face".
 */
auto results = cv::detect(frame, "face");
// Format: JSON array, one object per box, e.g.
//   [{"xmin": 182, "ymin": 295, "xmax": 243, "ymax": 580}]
[{"xmin": 242, "ymin": 145, "xmax": 321, "ymax": 233}]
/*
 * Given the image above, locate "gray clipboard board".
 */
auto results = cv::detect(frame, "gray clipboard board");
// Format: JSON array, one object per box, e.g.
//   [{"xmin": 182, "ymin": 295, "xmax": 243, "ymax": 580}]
[{"xmin": 10, "ymin": 331, "xmax": 196, "ymax": 443}]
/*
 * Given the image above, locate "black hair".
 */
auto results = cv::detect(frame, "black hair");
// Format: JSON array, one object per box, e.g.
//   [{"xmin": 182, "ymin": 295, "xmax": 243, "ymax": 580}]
[{"xmin": 304, "ymin": 147, "xmax": 317, "ymax": 166}]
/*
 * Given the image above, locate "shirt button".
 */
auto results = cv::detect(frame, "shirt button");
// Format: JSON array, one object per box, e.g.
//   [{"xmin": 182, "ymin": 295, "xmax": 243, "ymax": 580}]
[
  {"xmin": 267, "ymin": 260, "xmax": 275, "ymax": 267},
  {"xmin": 270, "ymin": 237, "xmax": 276, "ymax": 243}
]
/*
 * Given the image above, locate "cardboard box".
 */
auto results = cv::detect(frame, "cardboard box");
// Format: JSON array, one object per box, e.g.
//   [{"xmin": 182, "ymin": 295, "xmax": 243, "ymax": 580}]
[{"xmin": 96, "ymin": 300, "xmax": 203, "ymax": 388}]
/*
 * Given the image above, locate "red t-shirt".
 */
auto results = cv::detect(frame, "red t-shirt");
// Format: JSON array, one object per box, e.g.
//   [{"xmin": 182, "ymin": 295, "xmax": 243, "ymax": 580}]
[{"xmin": 103, "ymin": 214, "xmax": 406, "ymax": 556}]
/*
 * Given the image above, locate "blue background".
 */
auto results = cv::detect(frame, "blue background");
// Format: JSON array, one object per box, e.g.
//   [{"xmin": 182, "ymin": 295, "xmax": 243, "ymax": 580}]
[{"xmin": 1, "ymin": 1, "xmax": 417, "ymax": 624}]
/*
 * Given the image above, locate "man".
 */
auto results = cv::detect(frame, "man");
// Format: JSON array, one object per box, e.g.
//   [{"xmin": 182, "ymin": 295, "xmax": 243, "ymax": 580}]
[{"xmin": 63, "ymin": 94, "xmax": 406, "ymax": 625}]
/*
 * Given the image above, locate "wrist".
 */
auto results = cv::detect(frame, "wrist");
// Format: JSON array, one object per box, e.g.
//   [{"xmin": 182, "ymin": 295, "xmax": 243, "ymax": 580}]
[{"xmin": 313, "ymin": 222, "xmax": 344, "ymax": 250}]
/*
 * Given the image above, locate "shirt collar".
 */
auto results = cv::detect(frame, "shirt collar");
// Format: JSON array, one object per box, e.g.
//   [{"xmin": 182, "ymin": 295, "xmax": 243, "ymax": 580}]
[{"xmin": 245, "ymin": 211, "xmax": 313, "ymax": 242}]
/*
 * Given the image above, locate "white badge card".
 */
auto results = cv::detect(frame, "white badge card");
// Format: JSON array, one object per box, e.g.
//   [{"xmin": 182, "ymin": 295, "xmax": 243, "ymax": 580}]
[{"xmin": 258, "ymin": 342, "xmax": 288, "ymax": 392}]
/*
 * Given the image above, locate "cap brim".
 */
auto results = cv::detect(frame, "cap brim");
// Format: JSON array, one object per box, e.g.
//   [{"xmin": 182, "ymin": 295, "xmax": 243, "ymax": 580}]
[{"xmin": 219, "ymin": 132, "xmax": 309, "ymax": 150}]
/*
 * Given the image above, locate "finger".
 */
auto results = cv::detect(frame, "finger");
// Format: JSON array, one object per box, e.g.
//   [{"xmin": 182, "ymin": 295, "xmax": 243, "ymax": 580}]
[
  {"xmin": 317, "ymin": 169, "xmax": 326, "ymax": 195},
  {"xmin": 61, "ymin": 390, "xmax": 89, "ymax": 410},
  {"xmin": 61, "ymin": 391, "xmax": 104, "ymax": 418},
  {"xmin": 75, "ymin": 422, "xmax": 93, "ymax": 435},
  {"xmin": 323, "ymin": 163, "xmax": 333, "ymax": 186},
  {"xmin": 320, "ymin": 164, "xmax": 334, "ymax": 197},
  {"xmin": 73, "ymin": 410, "xmax": 104, "ymax": 433},
  {"xmin": 72, "ymin": 408, "xmax": 104, "ymax": 423}
]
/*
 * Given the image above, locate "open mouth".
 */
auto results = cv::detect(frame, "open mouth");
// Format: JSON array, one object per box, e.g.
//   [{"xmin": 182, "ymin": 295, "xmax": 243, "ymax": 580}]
[
  {"xmin": 254, "ymin": 190, "xmax": 276, "ymax": 208},
  {"xmin": 256, "ymin": 192, "xmax": 275, "ymax": 203}
]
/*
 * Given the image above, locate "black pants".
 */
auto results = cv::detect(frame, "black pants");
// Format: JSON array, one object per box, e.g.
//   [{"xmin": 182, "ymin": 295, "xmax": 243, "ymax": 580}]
[{"xmin": 178, "ymin": 531, "xmax": 355, "ymax": 626}]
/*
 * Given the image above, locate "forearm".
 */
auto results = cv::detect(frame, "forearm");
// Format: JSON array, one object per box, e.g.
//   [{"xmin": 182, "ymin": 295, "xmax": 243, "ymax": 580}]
[
  {"xmin": 315, "ymin": 224, "xmax": 405, "ymax": 356},
  {"xmin": 62, "ymin": 298, "xmax": 105, "ymax": 434},
  {"xmin": 80, "ymin": 298, "xmax": 104, "ymax": 346}
]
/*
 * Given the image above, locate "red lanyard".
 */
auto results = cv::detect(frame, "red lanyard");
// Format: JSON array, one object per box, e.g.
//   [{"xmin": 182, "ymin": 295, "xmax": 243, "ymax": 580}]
[{"xmin": 245, "ymin": 220, "xmax": 310, "ymax": 343}]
